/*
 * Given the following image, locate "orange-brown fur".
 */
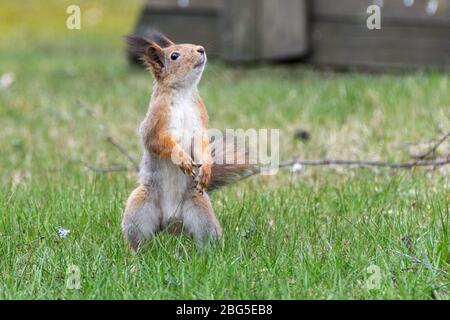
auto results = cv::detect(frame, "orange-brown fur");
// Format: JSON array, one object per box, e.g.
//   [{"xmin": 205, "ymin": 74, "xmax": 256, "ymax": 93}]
[
  {"xmin": 122, "ymin": 32, "xmax": 220, "ymax": 252},
  {"xmin": 122, "ymin": 32, "xmax": 256, "ymax": 252},
  {"xmin": 141, "ymin": 91, "xmax": 195, "ymax": 176}
]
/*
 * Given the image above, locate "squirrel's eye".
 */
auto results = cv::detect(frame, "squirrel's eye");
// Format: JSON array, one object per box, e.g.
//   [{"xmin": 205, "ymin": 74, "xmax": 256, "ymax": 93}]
[{"xmin": 170, "ymin": 52, "xmax": 180, "ymax": 60}]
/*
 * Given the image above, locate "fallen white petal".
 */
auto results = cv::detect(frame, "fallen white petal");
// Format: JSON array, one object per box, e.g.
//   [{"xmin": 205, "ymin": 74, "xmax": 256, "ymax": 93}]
[{"xmin": 0, "ymin": 72, "xmax": 15, "ymax": 89}]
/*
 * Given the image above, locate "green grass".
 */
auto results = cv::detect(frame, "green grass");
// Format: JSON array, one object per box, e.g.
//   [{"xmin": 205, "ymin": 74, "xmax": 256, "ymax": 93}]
[{"xmin": 0, "ymin": 1, "xmax": 449, "ymax": 299}]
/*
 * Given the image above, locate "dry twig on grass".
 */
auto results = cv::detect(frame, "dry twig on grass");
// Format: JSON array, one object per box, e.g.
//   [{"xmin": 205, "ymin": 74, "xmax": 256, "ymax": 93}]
[
  {"xmin": 412, "ymin": 131, "xmax": 449, "ymax": 160},
  {"xmin": 279, "ymin": 158, "xmax": 449, "ymax": 170},
  {"xmin": 79, "ymin": 101, "xmax": 140, "ymax": 172},
  {"xmin": 82, "ymin": 110, "xmax": 449, "ymax": 175}
]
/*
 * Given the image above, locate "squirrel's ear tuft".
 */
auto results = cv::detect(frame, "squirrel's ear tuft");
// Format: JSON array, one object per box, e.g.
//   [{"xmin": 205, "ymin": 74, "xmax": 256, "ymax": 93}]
[
  {"xmin": 125, "ymin": 34, "xmax": 165, "ymax": 74},
  {"xmin": 145, "ymin": 30, "xmax": 175, "ymax": 48},
  {"xmin": 125, "ymin": 34, "xmax": 152, "ymax": 58}
]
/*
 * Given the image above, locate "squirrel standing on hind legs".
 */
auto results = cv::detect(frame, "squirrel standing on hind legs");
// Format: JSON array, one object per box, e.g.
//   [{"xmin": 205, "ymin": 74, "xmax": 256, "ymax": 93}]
[{"xmin": 122, "ymin": 32, "xmax": 253, "ymax": 252}]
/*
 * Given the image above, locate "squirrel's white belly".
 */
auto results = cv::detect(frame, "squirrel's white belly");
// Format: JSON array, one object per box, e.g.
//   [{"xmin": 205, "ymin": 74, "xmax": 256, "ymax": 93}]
[
  {"xmin": 139, "ymin": 96, "xmax": 202, "ymax": 221},
  {"xmin": 167, "ymin": 97, "xmax": 202, "ymax": 153}
]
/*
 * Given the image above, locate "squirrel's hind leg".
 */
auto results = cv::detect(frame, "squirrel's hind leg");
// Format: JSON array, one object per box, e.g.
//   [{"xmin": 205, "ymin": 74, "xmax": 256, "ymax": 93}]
[
  {"xmin": 122, "ymin": 184, "xmax": 161, "ymax": 252},
  {"xmin": 181, "ymin": 192, "xmax": 222, "ymax": 248}
]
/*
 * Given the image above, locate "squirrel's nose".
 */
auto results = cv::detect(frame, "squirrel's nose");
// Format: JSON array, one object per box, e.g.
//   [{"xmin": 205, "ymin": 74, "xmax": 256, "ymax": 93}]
[{"xmin": 197, "ymin": 46, "xmax": 205, "ymax": 55}]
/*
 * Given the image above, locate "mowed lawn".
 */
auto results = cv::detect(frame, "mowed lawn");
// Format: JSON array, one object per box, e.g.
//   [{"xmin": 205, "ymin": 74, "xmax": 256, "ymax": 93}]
[{"xmin": 0, "ymin": 1, "xmax": 448, "ymax": 299}]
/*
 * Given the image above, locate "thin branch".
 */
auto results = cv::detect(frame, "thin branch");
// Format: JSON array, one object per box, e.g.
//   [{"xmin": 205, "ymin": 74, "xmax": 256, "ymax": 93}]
[
  {"xmin": 389, "ymin": 249, "xmax": 448, "ymax": 276},
  {"xmin": 78, "ymin": 104, "xmax": 448, "ymax": 175},
  {"xmin": 104, "ymin": 136, "xmax": 140, "ymax": 172},
  {"xmin": 79, "ymin": 100, "xmax": 140, "ymax": 172},
  {"xmin": 413, "ymin": 131, "xmax": 449, "ymax": 160},
  {"xmin": 279, "ymin": 157, "xmax": 450, "ymax": 170},
  {"xmin": 82, "ymin": 162, "xmax": 131, "ymax": 173},
  {"xmin": 84, "ymin": 157, "xmax": 449, "ymax": 174}
]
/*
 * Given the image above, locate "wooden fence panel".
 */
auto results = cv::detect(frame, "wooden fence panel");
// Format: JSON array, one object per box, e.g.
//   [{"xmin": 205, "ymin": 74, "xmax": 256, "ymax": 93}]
[
  {"xmin": 221, "ymin": 0, "xmax": 308, "ymax": 61},
  {"xmin": 221, "ymin": 0, "xmax": 259, "ymax": 61},
  {"xmin": 133, "ymin": 0, "xmax": 221, "ymax": 57},
  {"xmin": 308, "ymin": 0, "xmax": 450, "ymax": 69},
  {"xmin": 131, "ymin": 0, "xmax": 450, "ymax": 69},
  {"xmin": 312, "ymin": 0, "xmax": 450, "ymax": 25},
  {"xmin": 261, "ymin": 0, "xmax": 309, "ymax": 59},
  {"xmin": 309, "ymin": 21, "xmax": 450, "ymax": 69}
]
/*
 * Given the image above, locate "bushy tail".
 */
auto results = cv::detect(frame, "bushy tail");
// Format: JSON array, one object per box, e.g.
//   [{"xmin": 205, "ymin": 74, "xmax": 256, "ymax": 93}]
[
  {"xmin": 209, "ymin": 163, "xmax": 259, "ymax": 191},
  {"xmin": 207, "ymin": 137, "xmax": 261, "ymax": 191}
]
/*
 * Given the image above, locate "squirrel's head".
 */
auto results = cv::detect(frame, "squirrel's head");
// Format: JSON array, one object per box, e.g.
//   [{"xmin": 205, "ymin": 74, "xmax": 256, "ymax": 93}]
[{"xmin": 126, "ymin": 31, "xmax": 206, "ymax": 87}]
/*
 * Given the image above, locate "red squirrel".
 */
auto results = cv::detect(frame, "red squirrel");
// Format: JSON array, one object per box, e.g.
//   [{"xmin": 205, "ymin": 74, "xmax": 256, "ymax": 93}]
[{"xmin": 123, "ymin": 32, "xmax": 253, "ymax": 252}]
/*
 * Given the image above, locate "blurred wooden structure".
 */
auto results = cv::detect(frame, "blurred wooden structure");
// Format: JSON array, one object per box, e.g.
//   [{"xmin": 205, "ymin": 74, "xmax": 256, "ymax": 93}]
[
  {"xmin": 309, "ymin": 0, "xmax": 450, "ymax": 69},
  {"xmin": 132, "ymin": 0, "xmax": 450, "ymax": 70},
  {"xmin": 133, "ymin": 0, "xmax": 308, "ymax": 61},
  {"xmin": 221, "ymin": 0, "xmax": 308, "ymax": 61},
  {"xmin": 133, "ymin": 0, "xmax": 222, "ymax": 56}
]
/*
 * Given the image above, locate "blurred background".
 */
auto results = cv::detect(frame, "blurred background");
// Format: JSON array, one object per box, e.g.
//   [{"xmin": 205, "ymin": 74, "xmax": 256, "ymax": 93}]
[
  {"xmin": 132, "ymin": 0, "xmax": 450, "ymax": 69},
  {"xmin": 0, "ymin": 0, "xmax": 448, "ymax": 181}
]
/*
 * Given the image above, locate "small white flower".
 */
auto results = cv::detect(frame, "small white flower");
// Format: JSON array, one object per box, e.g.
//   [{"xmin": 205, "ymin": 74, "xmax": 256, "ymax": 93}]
[
  {"xmin": 401, "ymin": 189, "xmax": 417, "ymax": 197},
  {"xmin": 0, "ymin": 72, "xmax": 15, "ymax": 89},
  {"xmin": 268, "ymin": 218, "xmax": 275, "ymax": 229},
  {"xmin": 57, "ymin": 226, "xmax": 70, "ymax": 238},
  {"xmin": 291, "ymin": 163, "xmax": 303, "ymax": 173}
]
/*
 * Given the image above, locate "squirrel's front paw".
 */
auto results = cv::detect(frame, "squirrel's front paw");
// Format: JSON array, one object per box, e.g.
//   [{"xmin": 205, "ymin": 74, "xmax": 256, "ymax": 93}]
[
  {"xmin": 196, "ymin": 163, "xmax": 211, "ymax": 193},
  {"xmin": 178, "ymin": 153, "xmax": 195, "ymax": 177}
]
